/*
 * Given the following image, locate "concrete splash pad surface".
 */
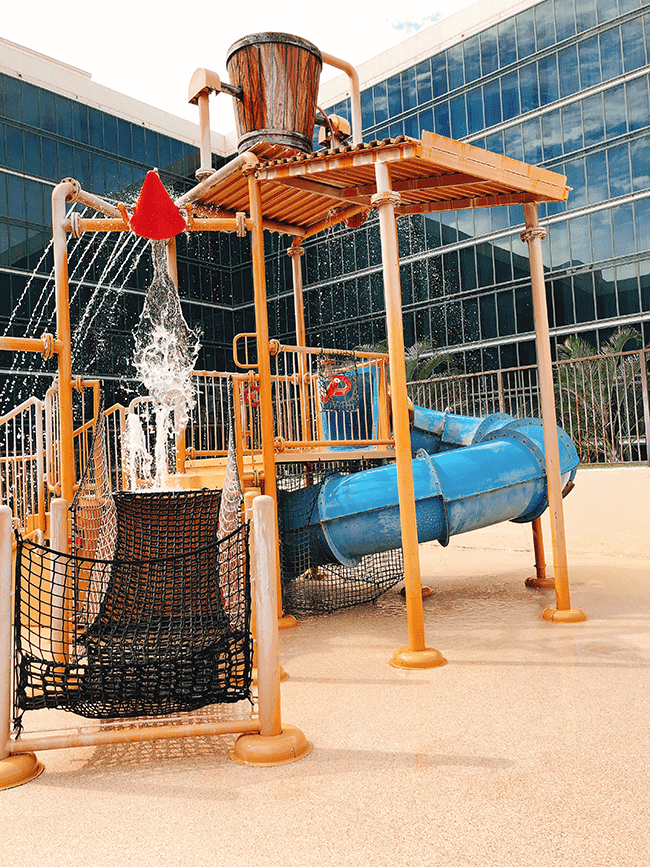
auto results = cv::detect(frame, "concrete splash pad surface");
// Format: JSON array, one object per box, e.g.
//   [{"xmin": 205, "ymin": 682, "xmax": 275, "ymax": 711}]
[{"xmin": 3, "ymin": 540, "xmax": 649, "ymax": 867}]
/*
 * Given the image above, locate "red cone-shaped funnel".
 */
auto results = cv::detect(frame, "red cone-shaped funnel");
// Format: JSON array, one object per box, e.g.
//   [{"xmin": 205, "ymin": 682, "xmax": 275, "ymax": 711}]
[{"xmin": 130, "ymin": 170, "xmax": 186, "ymax": 239}]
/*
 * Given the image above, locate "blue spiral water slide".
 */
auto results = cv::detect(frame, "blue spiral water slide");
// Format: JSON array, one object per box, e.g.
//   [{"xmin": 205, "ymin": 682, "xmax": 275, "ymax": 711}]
[{"xmin": 279, "ymin": 406, "xmax": 579, "ymax": 570}]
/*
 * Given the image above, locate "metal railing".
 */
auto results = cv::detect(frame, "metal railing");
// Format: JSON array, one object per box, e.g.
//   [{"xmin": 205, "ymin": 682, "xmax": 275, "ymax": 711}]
[
  {"xmin": 408, "ymin": 348, "xmax": 650, "ymax": 466},
  {"xmin": 44, "ymin": 379, "xmax": 102, "ymax": 498},
  {"xmin": 231, "ymin": 342, "xmax": 392, "ymax": 455},
  {"xmin": 268, "ymin": 344, "xmax": 392, "ymax": 450},
  {"xmin": 0, "ymin": 397, "xmax": 46, "ymax": 533},
  {"xmin": 103, "ymin": 403, "xmax": 126, "ymax": 492},
  {"xmin": 9, "ymin": 344, "xmax": 644, "ymax": 537},
  {"xmin": 119, "ymin": 347, "xmax": 392, "ymax": 483}
]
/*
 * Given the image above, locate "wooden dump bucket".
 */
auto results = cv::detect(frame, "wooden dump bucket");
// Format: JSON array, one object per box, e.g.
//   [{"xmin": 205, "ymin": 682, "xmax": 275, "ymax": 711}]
[{"xmin": 226, "ymin": 32, "xmax": 322, "ymax": 155}]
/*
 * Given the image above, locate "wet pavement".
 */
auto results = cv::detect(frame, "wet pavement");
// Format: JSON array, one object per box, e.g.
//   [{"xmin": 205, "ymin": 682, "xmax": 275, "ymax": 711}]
[{"xmin": 3, "ymin": 540, "xmax": 649, "ymax": 867}]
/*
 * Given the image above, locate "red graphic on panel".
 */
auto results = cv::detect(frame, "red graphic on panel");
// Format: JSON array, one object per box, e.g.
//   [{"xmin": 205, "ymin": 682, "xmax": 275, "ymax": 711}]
[{"xmin": 323, "ymin": 375, "xmax": 352, "ymax": 403}]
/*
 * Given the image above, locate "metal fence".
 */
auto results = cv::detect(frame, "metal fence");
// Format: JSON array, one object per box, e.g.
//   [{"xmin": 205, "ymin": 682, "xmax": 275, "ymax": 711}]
[
  {"xmin": 408, "ymin": 348, "xmax": 650, "ymax": 466},
  {"xmin": 0, "ymin": 397, "xmax": 46, "ymax": 534}
]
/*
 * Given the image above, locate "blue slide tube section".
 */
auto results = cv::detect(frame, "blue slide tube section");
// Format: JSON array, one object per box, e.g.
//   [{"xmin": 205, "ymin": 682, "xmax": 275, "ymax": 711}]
[
  {"xmin": 410, "ymin": 406, "xmax": 516, "ymax": 454},
  {"xmin": 279, "ymin": 413, "xmax": 579, "ymax": 570}
]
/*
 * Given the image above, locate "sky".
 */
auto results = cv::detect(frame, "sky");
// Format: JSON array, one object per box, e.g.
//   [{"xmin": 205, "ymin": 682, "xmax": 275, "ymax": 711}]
[{"xmin": 3, "ymin": 0, "xmax": 478, "ymax": 133}]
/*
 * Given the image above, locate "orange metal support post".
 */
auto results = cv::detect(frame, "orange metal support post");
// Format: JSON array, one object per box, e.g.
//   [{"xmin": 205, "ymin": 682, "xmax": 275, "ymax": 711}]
[
  {"xmin": 0, "ymin": 505, "xmax": 44, "ymax": 789},
  {"xmin": 525, "ymin": 516, "xmax": 554, "ymax": 589},
  {"xmin": 522, "ymin": 203, "xmax": 586, "ymax": 622},
  {"xmin": 247, "ymin": 171, "xmax": 297, "ymax": 629},
  {"xmin": 288, "ymin": 243, "xmax": 306, "ymax": 346},
  {"xmin": 52, "ymin": 182, "xmax": 77, "ymax": 510},
  {"xmin": 288, "ymin": 243, "xmax": 313, "ymax": 443},
  {"xmin": 166, "ymin": 238, "xmax": 188, "ymax": 474},
  {"xmin": 373, "ymin": 160, "xmax": 445, "ymax": 669},
  {"xmin": 231, "ymin": 495, "xmax": 311, "ymax": 764}
]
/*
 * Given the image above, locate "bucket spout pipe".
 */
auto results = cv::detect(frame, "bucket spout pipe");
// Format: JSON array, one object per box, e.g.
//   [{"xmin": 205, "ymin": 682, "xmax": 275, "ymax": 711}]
[
  {"xmin": 321, "ymin": 51, "xmax": 362, "ymax": 146},
  {"xmin": 188, "ymin": 68, "xmax": 243, "ymax": 180}
]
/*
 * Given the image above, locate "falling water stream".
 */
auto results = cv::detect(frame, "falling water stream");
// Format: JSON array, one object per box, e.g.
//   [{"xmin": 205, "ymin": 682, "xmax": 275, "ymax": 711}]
[
  {"xmin": 125, "ymin": 240, "xmax": 200, "ymax": 490},
  {"xmin": 0, "ymin": 203, "xmax": 150, "ymax": 411}
]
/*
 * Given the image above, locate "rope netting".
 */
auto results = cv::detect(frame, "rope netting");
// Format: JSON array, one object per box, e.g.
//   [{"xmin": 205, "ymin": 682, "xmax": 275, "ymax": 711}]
[
  {"xmin": 277, "ymin": 459, "xmax": 404, "ymax": 614},
  {"xmin": 13, "ymin": 391, "xmax": 251, "ymax": 727},
  {"xmin": 71, "ymin": 408, "xmax": 118, "ymax": 629},
  {"xmin": 14, "ymin": 494, "xmax": 251, "ymax": 724},
  {"xmin": 218, "ymin": 381, "xmax": 244, "ymax": 540}
]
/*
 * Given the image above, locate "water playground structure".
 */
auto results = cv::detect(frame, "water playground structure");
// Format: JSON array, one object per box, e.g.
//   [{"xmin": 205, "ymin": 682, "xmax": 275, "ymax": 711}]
[{"xmin": 0, "ymin": 32, "xmax": 587, "ymax": 789}]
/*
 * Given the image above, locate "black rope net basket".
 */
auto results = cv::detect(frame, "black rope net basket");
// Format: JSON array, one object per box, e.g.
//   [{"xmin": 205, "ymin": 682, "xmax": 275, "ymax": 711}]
[
  {"xmin": 13, "ymin": 403, "xmax": 251, "ymax": 727},
  {"xmin": 14, "ymin": 493, "xmax": 251, "ymax": 724},
  {"xmin": 277, "ymin": 459, "xmax": 403, "ymax": 615}
]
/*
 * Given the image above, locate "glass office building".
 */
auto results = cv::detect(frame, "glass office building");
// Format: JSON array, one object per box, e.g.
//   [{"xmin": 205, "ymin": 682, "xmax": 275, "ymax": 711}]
[
  {"xmin": 308, "ymin": 0, "xmax": 650, "ymax": 370},
  {"xmin": 1, "ymin": 0, "xmax": 649, "ymax": 408},
  {"xmin": 0, "ymin": 46, "xmax": 233, "ymax": 408}
]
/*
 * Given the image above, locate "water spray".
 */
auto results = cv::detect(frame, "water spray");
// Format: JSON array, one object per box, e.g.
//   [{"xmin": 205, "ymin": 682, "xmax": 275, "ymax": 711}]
[{"xmin": 125, "ymin": 171, "xmax": 200, "ymax": 490}]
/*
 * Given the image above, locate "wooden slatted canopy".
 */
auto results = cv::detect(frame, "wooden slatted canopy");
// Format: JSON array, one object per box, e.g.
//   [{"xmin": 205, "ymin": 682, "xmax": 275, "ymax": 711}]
[{"xmin": 177, "ymin": 131, "xmax": 569, "ymax": 237}]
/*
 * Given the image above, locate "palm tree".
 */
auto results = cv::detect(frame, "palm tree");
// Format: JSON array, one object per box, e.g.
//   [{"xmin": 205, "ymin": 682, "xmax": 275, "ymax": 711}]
[
  {"xmin": 404, "ymin": 340, "xmax": 458, "ymax": 381},
  {"xmin": 555, "ymin": 327, "xmax": 643, "ymax": 463},
  {"xmin": 358, "ymin": 339, "xmax": 458, "ymax": 381}
]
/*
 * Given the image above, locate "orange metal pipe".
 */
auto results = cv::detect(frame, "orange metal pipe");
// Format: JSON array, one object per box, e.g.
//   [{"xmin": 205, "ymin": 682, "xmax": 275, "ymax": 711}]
[
  {"xmin": 299, "ymin": 205, "xmax": 367, "ymax": 241},
  {"xmin": 186, "ymin": 218, "xmax": 243, "ymax": 232},
  {"xmin": 320, "ymin": 51, "xmax": 362, "ymax": 146},
  {"xmin": 373, "ymin": 164, "xmax": 425, "ymax": 649},
  {"xmin": 373, "ymin": 161, "xmax": 445, "ymax": 668},
  {"xmin": 165, "ymin": 238, "xmax": 187, "ymax": 474},
  {"xmin": 275, "ymin": 439, "xmax": 394, "ymax": 450},
  {"xmin": 230, "ymin": 494, "xmax": 311, "ymax": 765},
  {"xmin": 70, "ymin": 184, "xmax": 123, "ymax": 219},
  {"xmin": 74, "ymin": 218, "xmax": 129, "ymax": 233},
  {"xmin": 288, "ymin": 244, "xmax": 307, "ymax": 347},
  {"xmin": 525, "ymin": 516, "xmax": 555, "ymax": 589},
  {"xmin": 9, "ymin": 719, "xmax": 261, "ymax": 753},
  {"xmin": 0, "ymin": 336, "xmax": 62, "ymax": 354},
  {"xmin": 247, "ymin": 173, "xmax": 293, "ymax": 626},
  {"xmin": 275, "ymin": 343, "xmax": 388, "ymax": 361},
  {"xmin": 196, "ymin": 91, "xmax": 213, "ymax": 179},
  {"xmin": 522, "ymin": 203, "xmax": 585, "ymax": 622},
  {"xmin": 175, "ymin": 152, "xmax": 258, "ymax": 209},
  {"xmin": 287, "ymin": 244, "xmax": 313, "ymax": 441},
  {"xmin": 50, "ymin": 498, "xmax": 71, "ymax": 661},
  {"xmin": 185, "ymin": 216, "xmax": 302, "ymax": 237},
  {"xmin": 248, "ymin": 173, "xmax": 277, "ymax": 506},
  {"xmin": 531, "ymin": 517, "xmax": 547, "ymax": 581},
  {"xmin": 0, "ymin": 506, "xmax": 13, "ymax": 760},
  {"xmin": 251, "ymin": 495, "xmax": 282, "ymax": 737},
  {"xmin": 52, "ymin": 181, "xmax": 76, "ymax": 511}
]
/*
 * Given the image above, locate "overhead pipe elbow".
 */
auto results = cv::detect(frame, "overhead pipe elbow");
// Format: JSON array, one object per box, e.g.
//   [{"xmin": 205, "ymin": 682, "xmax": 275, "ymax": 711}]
[
  {"xmin": 188, "ymin": 68, "xmax": 243, "ymax": 181},
  {"xmin": 174, "ymin": 151, "xmax": 259, "ymax": 209},
  {"xmin": 53, "ymin": 177, "xmax": 80, "ymax": 206},
  {"xmin": 53, "ymin": 177, "xmax": 124, "ymax": 221},
  {"xmin": 320, "ymin": 51, "xmax": 362, "ymax": 146}
]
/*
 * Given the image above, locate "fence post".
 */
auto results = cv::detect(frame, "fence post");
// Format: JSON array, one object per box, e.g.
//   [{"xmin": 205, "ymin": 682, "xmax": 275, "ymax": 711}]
[
  {"xmin": 230, "ymin": 495, "xmax": 311, "ymax": 766},
  {"xmin": 640, "ymin": 349, "xmax": 650, "ymax": 467},
  {"xmin": 497, "ymin": 370, "xmax": 506, "ymax": 414}
]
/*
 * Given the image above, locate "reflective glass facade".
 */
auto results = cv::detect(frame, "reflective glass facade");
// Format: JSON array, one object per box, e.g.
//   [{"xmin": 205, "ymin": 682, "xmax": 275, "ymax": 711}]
[
  {"xmin": 313, "ymin": 0, "xmax": 650, "ymax": 368},
  {"xmin": 0, "ymin": 71, "xmax": 232, "ymax": 407},
  {"xmin": 2, "ymin": 0, "xmax": 649, "ymax": 408}
]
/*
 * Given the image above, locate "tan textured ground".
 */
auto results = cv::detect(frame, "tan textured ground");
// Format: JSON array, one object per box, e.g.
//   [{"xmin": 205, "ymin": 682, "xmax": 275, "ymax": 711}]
[{"xmin": 2, "ymin": 467, "xmax": 649, "ymax": 867}]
